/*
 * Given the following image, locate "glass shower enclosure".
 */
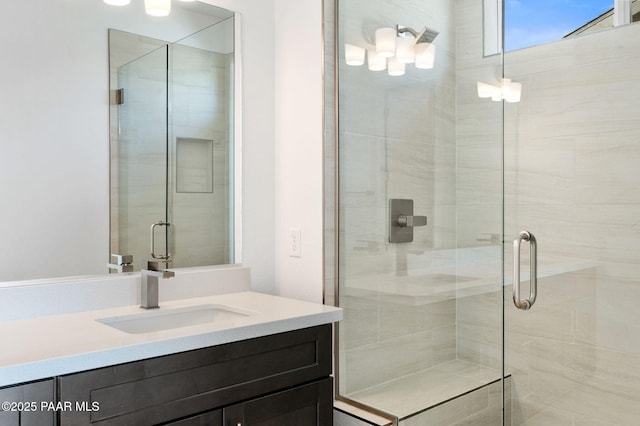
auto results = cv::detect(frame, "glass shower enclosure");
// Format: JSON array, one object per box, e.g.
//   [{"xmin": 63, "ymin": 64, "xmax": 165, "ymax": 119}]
[{"xmin": 329, "ymin": 0, "xmax": 640, "ymax": 424}]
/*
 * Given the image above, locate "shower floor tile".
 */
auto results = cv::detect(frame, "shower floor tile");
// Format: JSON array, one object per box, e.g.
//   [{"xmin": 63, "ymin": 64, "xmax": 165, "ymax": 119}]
[{"xmin": 346, "ymin": 359, "xmax": 500, "ymax": 419}]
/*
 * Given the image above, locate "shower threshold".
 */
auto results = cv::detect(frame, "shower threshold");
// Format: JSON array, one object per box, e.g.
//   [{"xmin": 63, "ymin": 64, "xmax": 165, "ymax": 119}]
[{"xmin": 345, "ymin": 359, "xmax": 501, "ymax": 421}]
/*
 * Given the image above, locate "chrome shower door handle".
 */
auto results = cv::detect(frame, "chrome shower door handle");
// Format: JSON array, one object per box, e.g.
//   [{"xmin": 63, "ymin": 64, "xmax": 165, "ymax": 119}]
[
  {"xmin": 150, "ymin": 221, "xmax": 172, "ymax": 260},
  {"xmin": 513, "ymin": 230, "xmax": 537, "ymax": 310}
]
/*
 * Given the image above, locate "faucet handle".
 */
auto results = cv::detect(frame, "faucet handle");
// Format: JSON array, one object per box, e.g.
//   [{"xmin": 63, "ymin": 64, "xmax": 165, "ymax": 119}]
[
  {"xmin": 142, "ymin": 259, "xmax": 172, "ymax": 271},
  {"xmin": 108, "ymin": 254, "xmax": 134, "ymax": 273},
  {"xmin": 142, "ymin": 260, "xmax": 175, "ymax": 279},
  {"xmin": 112, "ymin": 254, "xmax": 133, "ymax": 265}
]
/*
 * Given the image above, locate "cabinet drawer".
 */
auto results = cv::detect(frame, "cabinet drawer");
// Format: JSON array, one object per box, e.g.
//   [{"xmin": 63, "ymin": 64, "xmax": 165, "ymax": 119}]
[
  {"xmin": 166, "ymin": 410, "xmax": 222, "ymax": 425},
  {"xmin": 224, "ymin": 377, "xmax": 333, "ymax": 426},
  {"xmin": 59, "ymin": 325, "xmax": 331, "ymax": 425},
  {"xmin": 0, "ymin": 379, "xmax": 55, "ymax": 426}
]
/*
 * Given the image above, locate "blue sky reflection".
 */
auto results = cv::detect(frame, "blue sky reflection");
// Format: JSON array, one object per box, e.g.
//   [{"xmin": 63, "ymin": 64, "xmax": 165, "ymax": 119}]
[{"xmin": 505, "ymin": 0, "xmax": 613, "ymax": 51}]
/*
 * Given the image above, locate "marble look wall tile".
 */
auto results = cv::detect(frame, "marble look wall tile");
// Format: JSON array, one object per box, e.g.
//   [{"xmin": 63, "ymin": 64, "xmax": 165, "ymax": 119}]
[
  {"xmin": 338, "ymin": 290, "xmax": 380, "ymax": 351},
  {"xmin": 341, "ymin": 330, "xmax": 434, "ymax": 394},
  {"xmin": 379, "ymin": 297, "xmax": 455, "ymax": 340}
]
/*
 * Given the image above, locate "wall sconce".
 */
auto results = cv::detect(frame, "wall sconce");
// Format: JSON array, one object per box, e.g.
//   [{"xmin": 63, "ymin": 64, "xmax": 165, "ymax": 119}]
[
  {"xmin": 477, "ymin": 78, "xmax": 522, "ymax": 103},
  {"xmin": 344, "ymin": 24, "xmax": 438, "ymax": 77}
]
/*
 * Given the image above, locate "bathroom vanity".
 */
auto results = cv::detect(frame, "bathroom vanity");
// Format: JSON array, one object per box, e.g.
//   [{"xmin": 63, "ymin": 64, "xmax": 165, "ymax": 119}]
[{"xmin": 0, "ymin": 290, "xmax": 341, "ymax": 426}]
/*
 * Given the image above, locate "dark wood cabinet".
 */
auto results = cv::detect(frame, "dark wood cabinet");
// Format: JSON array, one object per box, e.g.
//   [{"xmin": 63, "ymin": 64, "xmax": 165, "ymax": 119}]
[
  {"xmin": 57, "ymin": 324, "xmax": 333, "ymax": 425},
  {"xmin": 0, "ymin": 379, "xmax": 55, "ymax": 426}
]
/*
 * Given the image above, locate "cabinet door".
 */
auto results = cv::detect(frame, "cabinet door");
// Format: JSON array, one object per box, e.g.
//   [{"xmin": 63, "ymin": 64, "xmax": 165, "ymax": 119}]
[
  {"xmin": 0, "ymin": 379, "xmax": 55, "ymax": 426},
  {"xmin": 223, "ymin": 378, "xmax": 332, "ymax": 426}
]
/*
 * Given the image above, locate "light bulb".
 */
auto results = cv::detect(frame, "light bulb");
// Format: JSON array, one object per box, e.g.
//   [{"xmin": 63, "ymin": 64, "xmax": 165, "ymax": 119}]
[
  {"xmin": 375, "ymin": 28, "xmax": 397, "ymax": 58},
  {"xmin": 387, "ymin": 57, "xmax": 405, "ymax": 76},
  {"xmin": 344, "ymin": 44, "xmax": 365, "ymax": 66},
  {"xmin": 414, "ymin": 43, "xmax": 435, "ymax": 69},
  {"xmin": 504, "ymin": 81, "xmax": 522, "ymax": 103},
  {"xmin": 396, "ymin": 36, "xmax": 415, "ymax": 64},
  {"xmin": 104, "ymin": 0, "xmax": 130, "ymax": 5},
  {"xmin": 477, "ymin": 82, "xmax": 496, "ymax": 98},
  {"xmin": 367, "ymin": 50, "xmax": 386, "ymax": 71},
  {"xmin": 145, "ymin": 0, "xmax": 171, "ymax": 16}
]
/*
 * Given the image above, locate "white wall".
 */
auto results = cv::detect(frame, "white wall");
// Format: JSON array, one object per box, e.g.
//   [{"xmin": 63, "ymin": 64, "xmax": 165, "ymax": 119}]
[
  {"xmin": 201, "ymin": 0, "xmax": 277, "ymax": 295},
  {"xmin": 1, "ymin": 0, "xmax": 326, "ymax": 302},
  {"xmin": 273, "ymin": 0, "xmax": 324, "ymax": 303}
]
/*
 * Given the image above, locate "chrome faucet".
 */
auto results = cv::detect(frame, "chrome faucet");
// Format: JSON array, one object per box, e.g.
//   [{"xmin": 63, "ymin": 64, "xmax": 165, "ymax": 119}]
[{"xmin": 140, "ymin": 260, "xmax": 175, "ymax": 309}]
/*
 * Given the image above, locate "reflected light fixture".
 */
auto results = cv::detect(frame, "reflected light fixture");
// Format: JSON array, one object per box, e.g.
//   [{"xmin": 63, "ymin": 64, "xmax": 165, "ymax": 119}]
[
  {"xmin": 104, "ymin": 0, "xmax": 131, "ymax": 5},
  {"xmin": 345, "ymin": 24, "xmax": 438, "ymax": 77},
  {"xmin": 477, "ymin": 78, "xmax": 522, "ymax": 103},
  {"xmin": 345, "ymin": 44, "xmax": 365, "ymax": 66},
  {"xmin": 145, "ymin": 0, "xmax": 171, "ymax": 16}
]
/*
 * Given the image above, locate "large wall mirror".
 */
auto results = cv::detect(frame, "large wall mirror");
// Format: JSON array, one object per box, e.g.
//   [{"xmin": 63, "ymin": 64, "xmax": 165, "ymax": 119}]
[
  {"xmin": 109, "ymin": 5, "xmax": 236, "ymax": 272},
  {"xmin": 0, "ymin": 0, "xmax": 239, "ymax": 282}
]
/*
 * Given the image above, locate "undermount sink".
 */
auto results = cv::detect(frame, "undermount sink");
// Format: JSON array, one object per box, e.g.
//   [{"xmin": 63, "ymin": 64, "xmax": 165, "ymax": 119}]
[{"xmin": 97, "ymin": 304, "xmax": 254, "ymax": 334}]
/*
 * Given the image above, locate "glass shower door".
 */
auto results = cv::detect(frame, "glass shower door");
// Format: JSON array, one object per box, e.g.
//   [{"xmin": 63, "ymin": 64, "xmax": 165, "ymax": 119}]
[
  {"xmin": 335, "ymin": 1, "xmax": 504, "ymax": 424},
  {"xmin": 115, "ymin": 46, "xmax": 170, "ymax": 269},
  {"xmin": 503, "ymin": 19, "xmax": 640, "ymax": 425}
]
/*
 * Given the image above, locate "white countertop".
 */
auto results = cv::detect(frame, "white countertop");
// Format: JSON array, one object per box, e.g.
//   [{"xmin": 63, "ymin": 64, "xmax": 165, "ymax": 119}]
[{"xmin": 0, "ymin": 291, "xmax": 342, "ymax": 387}]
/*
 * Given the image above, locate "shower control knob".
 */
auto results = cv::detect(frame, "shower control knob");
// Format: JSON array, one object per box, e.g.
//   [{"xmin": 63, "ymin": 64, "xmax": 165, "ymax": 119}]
[
  {"xmin": 389, "ymin": 199, "xmax": 428, "ymax": 243},
  {"xmin": 397, "ymin": 214, "xmax": 427, "ymax": 227}
]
